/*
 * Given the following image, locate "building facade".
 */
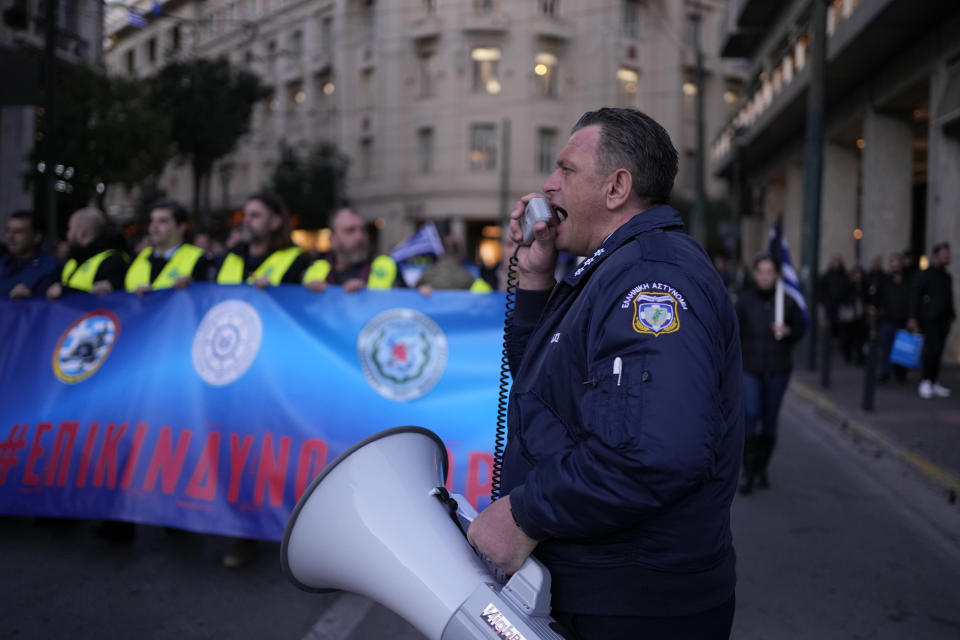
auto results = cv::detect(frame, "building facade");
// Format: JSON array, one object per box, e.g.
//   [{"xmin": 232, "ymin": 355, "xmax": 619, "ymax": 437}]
[
  {"xmin": 105, "ymin": 0, "xmax": 742, "ymax": 258},
  {"xmin": 0, "ymin": 0, "xmax": 103, "ymax": 224},
  {"xmin": 711, "ymin": 0, "xmax": 960, "ymax": 363}
]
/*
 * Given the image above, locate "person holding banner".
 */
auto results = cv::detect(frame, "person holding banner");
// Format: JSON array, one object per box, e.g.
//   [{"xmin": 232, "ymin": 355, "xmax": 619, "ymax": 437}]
[
  {"xmin": 1, "ymin": 209, "xmax": 59, "ymax": 299},
  {"xmin": 46, "ymin": 207, "xmax": 129, "ymax": 299},
  {"xmin": 734, "ymin": 254, "xmax": 805, "ymax": 495},
  {"xmin": 302, "ymin": 207, "xmax": 402, "ymax": 292},
  {"xmin": 124, "ymin": 199, "xmax": 211, "ymax": 294},
  {"xmin": 215, "ymin": 192, "xmax": 315, "ymax": 288},
  {"xmin": 467, "ymin": 108, "xmax": 742, "ymax": 639}
]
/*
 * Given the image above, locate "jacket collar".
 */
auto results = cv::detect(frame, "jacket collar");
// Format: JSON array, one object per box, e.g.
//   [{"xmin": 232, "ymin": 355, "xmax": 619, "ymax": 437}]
[{"xmin": 563, "ymin": 205, "xmax": 685, "ymax": 285}]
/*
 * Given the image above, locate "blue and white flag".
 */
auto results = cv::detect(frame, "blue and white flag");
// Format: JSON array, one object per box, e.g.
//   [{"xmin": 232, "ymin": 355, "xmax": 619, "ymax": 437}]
[
  {"xmin": 127, "ymin": 9, "xmax": 148, "ymax": 28},
  {"xmin": 391, "ymin": 221, "xmax": 444, "ymax": 263},
  {"xmin": 767, "ymin": 216, "xmax": 808, "ymax": 325}
]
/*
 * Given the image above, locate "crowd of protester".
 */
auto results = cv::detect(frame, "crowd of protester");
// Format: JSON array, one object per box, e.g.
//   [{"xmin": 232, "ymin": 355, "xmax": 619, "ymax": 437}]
[
  {"xmin": 0, "ymin": 193, "xmax": 502, "ymax": 306},
  {"xmin": 0, "ymin": 194, "xmax": 503, "ymax": 568}
]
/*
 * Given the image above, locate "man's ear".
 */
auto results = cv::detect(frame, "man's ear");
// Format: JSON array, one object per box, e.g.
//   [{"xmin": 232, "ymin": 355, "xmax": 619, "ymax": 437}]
[{"xmin": 605, "ymin": 168, "xmax": 633, "ymax": 210}]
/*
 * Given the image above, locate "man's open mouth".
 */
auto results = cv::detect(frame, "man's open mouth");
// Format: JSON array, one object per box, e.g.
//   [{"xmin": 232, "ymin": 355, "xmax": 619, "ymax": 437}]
[{"xmin": 552, "ymin": 206, "xmax": 568, "ymax": 224}]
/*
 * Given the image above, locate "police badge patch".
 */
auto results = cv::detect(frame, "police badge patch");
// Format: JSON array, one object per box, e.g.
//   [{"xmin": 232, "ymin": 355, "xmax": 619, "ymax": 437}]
[{"xmin": 630, "ymin": 290, "xmax": 681, "ymax": 336}]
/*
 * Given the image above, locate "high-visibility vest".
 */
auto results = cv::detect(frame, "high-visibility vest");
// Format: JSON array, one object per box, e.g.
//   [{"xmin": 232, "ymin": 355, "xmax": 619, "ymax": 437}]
[
  {"xmin": 302, "ymin": 254, "xmax": 398, "ymax": 289},
  {"xmin": 216, "ymin": 246, "xmax": 302, "ymax": 286},
  {"xmin": 124, "ymin": 244, "xmax": 205, "ymax": 292},
  {"xmin": 469, "ymin": 278, "xmax": 493, "ymax": 293},
  {"xmin": 61, "ymin": 250, "xmax": 120, "ymax": 292}
]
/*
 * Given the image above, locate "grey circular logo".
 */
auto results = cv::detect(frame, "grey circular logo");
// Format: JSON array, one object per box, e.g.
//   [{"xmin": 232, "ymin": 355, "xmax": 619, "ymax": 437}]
[
  {"xmin": 357, "ymin": 308, "xmax": 448, "ymax": 402},
  {"xmin": 192, "ymin": 300, "xmax": 263, "ymax": 386}
]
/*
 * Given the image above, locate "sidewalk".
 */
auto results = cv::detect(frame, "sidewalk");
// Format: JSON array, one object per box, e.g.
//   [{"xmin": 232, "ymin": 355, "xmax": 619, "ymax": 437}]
[{"xmin": 790, "ymin": 353, "xmax": 960, "ymax": 504}]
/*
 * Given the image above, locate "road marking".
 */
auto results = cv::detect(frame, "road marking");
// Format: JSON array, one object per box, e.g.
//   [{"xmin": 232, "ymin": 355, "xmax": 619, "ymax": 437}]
[
  {"xmin": 790, "ymin": 379, "xmax": 960, "ymax": 500},
  {"xmin": 302, "ymin": 592, "xmax": 376, "ymax": 640}
]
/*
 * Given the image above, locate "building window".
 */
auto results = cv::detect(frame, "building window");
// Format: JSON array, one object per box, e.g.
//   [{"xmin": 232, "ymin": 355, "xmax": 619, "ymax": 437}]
[
  {"xmin": 359, "ymin": 138, "xmax": 374, "ymax": 177},
  {"xmin": 536, "ymin": 128, "xmax": 557, "ymax": 174},
  {"xmin": 534, "ymin": 52, "xmax": 558, "ymax": 98},
  {"xmin": 360, "ymin": 69, "xmax": 375, "ymax": 108},
  {"xmin": 472, "ymin": 47, "xmax": 501, "ymax": 94},
  {"xmin": 321, "ymin": 17, "xmax": 333, "ymax": 53},
  {"xmin": 363, "ymin": 0, "xmax": 376, "ymax": 39},
  {"xmin": 126, "ymin": 49, "xmax": 135, "ymax": 74},
  {"xmin": 418, "ymin": 49, "xmax": 435, "ymax": 98},
  {"xmin": 470, "ymin": 124, "xmax": 497, "ymax": 171},
  {"xmin": 171, "ymin": 25, "xmax": 181, "ymax": 51},
  {"xmin": 148, "ymin": 37, "xmax": 156, "ymax": 64},
  {"xmin": 418, "ymin": 127, "xmax": 435, "ymax": 174},
  {"xmin": 474, "ymin": 0, "xmax": 499, "ymax": 11},
  {"xmin": 540, "ymin": 0, "xmax": 558, "ymax": 17},
  {"xmin": 267, "ymin": 40, "xmax": 277, "ymax": 68},
  {"xmin": 423, "ymin": 0, "xmax": 436, "ymax": 12},
  {"xmin": 290, "ymin": 29, "xmax": 303, "ymax": 58},
  {"xmin": 617, "ymin": 67, "xmax": 639, "ymax": 107},
  {"xmin": 621, "ymin": 0, "xmax": 639, "ymax": 39}
]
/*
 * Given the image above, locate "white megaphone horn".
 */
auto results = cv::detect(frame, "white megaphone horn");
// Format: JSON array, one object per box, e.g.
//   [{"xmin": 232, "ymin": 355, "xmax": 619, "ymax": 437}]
[{"xmin": 281, "ymin": 426, "xmax": 571, "ymax": 640}]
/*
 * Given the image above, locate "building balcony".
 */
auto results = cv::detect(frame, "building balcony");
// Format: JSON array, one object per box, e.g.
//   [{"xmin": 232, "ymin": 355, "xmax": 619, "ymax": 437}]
[
  {"xmin": 531, "ymin": 14, "xmax": 573, "ymax": 41},
  {"xmin": 711, "ymin": 0, "xmax": 958, "ymax": 178},
  {"xmin": 407, "ymin": 13, "xmax": 442, "ymax": 41},
  {"xmin": 461, "ymin": 8, "xmax": 509, "ymax": 34},
  {"xmin": 718, "ymin": 0, "xmax": 787, "ymax": 59}
]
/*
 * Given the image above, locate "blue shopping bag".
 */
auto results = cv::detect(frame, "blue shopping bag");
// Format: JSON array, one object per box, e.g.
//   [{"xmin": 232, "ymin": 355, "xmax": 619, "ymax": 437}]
[{"xmin": 890, "ymin": 329, "xmax": 924, "ymax": 369}]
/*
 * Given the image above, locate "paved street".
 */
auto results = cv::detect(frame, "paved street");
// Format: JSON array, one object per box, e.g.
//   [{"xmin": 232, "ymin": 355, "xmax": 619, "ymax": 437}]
[{"xmin": 3, "ymin": 389, "xmax": 960, "ymax": 639}]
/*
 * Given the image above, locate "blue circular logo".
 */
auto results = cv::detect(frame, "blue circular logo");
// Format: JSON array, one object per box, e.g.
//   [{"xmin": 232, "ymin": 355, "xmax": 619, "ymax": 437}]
[
  {"xmin": 53, "ymin": 310, "xmax": 120, "ymax": 384},
  {"xmin": 357, "ymin": 308, "xmax": 448, "ymax": 402}
]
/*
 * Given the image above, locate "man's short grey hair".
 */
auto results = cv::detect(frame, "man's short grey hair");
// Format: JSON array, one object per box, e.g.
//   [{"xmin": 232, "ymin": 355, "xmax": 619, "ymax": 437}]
[{"xmin": 572, "ymin": 107, "xmax": 678, "ymax": 206}]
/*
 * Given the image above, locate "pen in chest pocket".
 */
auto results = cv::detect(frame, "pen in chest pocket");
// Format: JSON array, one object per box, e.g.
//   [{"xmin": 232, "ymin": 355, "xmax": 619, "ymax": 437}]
[{"xmin": 613, "ymin": 356, "xmax": 623, "ymax": 386}]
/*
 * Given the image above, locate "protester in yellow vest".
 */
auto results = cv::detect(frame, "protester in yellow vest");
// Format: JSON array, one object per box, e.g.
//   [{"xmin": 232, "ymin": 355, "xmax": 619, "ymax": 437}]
[
  {"xmin": 46, "ymin": 207, "xmax": 129, "ymax": 299},
  {"xmin": 302, "ymin": 207, "xmax": 403, "ymax": 293},
  {"xmin": 415, "ymin": 235, "xmax": 492, "ymax": 295},
  {"xmin": 124, "ymin": 199, "xmax": 210, "ymax": 295},
  {"xmin": 215, "ymin": 192, "xmax": 315, "ymax": 288}
]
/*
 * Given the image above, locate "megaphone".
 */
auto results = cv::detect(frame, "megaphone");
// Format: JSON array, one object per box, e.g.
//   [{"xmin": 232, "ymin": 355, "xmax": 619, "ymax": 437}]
[{"xmin": 281, "ymin": 426, "xmax": 570, "ymax": 640}]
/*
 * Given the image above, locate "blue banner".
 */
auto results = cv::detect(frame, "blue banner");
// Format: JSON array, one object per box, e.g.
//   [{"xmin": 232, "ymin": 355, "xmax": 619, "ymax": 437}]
[{"xmin": 0, "ymin": 284, "xmax": 508, "ymax": 540}]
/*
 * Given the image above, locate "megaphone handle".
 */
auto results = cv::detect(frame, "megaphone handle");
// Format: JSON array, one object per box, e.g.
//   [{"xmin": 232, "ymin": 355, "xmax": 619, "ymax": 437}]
[{"xmin": 430, "ymin": 486, "xmax": 469, "ymax": 539}]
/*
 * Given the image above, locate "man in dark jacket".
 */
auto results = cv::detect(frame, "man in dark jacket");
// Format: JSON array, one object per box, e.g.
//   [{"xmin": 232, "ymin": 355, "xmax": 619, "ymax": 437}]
[
  {"xmin": 908, "ymin": 242, "xmax": 955, "ymax": 398},
  {"xmin": 876, "ymin": 253, "xmax": 911, "ymax": 384},
  {"xmin": 467, "ymin": 108, "xmax": 742, "ymax": 639},
  {"xmin": 0, "ymin": 210, "xmax": 59, "ymax": 299}
]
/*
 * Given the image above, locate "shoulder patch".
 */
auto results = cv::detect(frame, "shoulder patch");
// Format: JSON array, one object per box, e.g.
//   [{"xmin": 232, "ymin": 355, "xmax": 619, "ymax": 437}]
[{"xmin": 622, "ymin": 282, "xmax": 688, "ymax": 336}]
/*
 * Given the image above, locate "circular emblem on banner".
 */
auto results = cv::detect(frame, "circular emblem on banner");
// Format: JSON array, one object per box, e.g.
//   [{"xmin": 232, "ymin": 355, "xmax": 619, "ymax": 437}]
[
  {"xmin": 357, "ymin": 308, "xmax": 448, "ymax": 402},
  {"xmin": 52, "ymin": 310, "xmax": 120, "ymax": 384},
  {"xmin": 192, "ymin": 300, "xmax": 263, "ymax": 386}
]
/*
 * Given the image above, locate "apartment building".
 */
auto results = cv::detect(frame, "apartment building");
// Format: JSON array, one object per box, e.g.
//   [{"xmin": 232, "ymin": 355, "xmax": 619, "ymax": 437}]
[
  {"xmin": 105, "ymin": 0, "xmax": 742, "ymax": 256},
  {"xmin": 710, "ymin": 0, "xmax": 960, "ymax": 362}
]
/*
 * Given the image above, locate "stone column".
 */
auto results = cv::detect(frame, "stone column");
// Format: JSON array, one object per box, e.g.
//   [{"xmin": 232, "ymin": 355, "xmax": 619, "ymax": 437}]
[
  {"xmin": 861, "ymin": 109, "xmax": 913, "ymax": 265},
  {"xmin": 819, "ymin": 142, "xmax": 859, "ymax": 271},
  {"xmin": 928, "ymin": 63, "xmax": 960, "ymax": 365},
  {"xmin": 784, "ymin": 158, "xmax": 805, "ymax": 273}
]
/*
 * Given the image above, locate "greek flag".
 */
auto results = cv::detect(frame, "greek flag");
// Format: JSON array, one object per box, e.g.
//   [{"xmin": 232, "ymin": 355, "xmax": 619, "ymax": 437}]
[
  {"xmin": 390, "ymin": 221, "xmax": 445, "ymax": 262},
  {"xmin": 768, "ymin": 217, "xmax": 808, "ymax": 325},
  {"xmin": 127, "ymin": 9, "xmax": 148, "ymax": 28}
]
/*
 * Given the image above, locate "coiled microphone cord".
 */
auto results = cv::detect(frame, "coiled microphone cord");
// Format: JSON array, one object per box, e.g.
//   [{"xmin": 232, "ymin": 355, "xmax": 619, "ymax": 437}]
[{"xmin": 490, "ymin": 244, "xmax": 521, "ymax": 502}]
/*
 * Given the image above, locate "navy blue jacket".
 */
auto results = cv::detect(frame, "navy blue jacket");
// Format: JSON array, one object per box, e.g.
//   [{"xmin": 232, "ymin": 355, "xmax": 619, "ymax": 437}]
[
  {"xmin": 503, "ymin": 206, "xmax": 743, "ymax": 617},
  {"xmin": 0, "ymin": 250, "xmax": 60, "ymax": 298}
]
